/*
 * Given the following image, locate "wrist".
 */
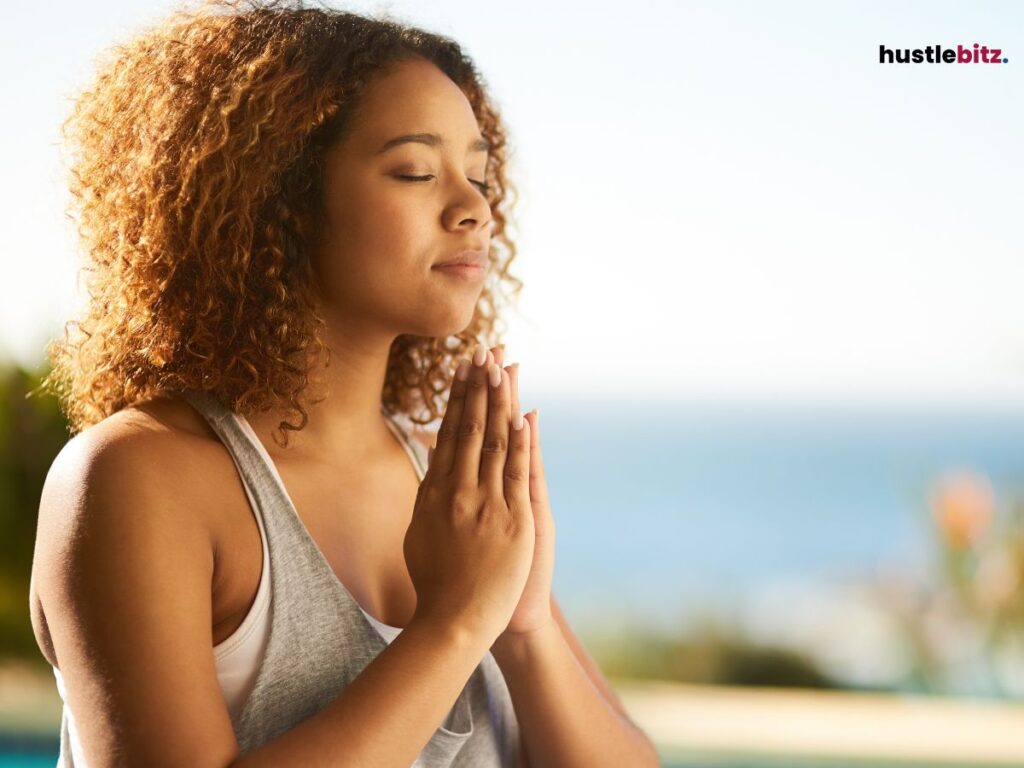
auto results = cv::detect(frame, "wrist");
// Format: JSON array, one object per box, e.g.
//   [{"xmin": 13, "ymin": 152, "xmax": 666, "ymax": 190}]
[
  {"xmin": 407, "ymin": 611, "xmax": 494, "ymax": 657},
  {"xmin": 491, "ymin": 615, "xmax": 559, "ymax": 663}
]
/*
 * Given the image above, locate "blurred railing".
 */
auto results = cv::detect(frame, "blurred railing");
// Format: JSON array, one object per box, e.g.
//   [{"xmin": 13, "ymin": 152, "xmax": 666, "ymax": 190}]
[{"xmin": 614, "ymin": 677, "xmax": 1024, "ymax": 767}]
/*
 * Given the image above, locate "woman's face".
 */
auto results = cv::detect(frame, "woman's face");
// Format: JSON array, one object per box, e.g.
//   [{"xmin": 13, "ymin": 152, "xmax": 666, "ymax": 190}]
[{"xmin": 308, "ymin": 56, "xmax": 494, "ymax": 341}]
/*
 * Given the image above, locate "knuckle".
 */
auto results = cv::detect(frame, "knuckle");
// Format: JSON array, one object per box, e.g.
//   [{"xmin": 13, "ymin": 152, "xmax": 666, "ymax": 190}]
[
  {"xmin": 482, "ymin": 434, "xmax": 508, "ymax": 454},
  {"xmin": 436, "ymin": 422, "xmax": 459, "ymax": 444},
  {"xmin": 449, "ymin": 491, "xmax": 478, "ymax": 518},
  {"xmin": 503, "ymin": 465, "xmax": 528, "ymax": 483},
  {"xmin": 419, "ymin": 482, "xmax": 443, "ymax": 504},
  {"xmin": 459, "ymin": 418, "xmax": 485, "ymax": 438}
]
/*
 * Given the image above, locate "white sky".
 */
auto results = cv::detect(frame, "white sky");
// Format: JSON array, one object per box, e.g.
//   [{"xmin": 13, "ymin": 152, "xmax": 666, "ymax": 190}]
[{"xmin": 2, "ymin": 0, "xmax": 1021, "ymax": 408}]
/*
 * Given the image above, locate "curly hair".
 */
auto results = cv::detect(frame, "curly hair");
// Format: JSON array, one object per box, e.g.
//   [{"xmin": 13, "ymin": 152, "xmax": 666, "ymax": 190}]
[{"xmin": 37, "ymin": 0, "xmax": 522, "ymax": 448}]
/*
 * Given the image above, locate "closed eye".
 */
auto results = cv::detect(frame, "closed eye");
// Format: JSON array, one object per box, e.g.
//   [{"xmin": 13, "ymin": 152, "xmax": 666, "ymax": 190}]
[{"xmin": 395, "ymin": 174, "xmax": 490, "ymax": 195}]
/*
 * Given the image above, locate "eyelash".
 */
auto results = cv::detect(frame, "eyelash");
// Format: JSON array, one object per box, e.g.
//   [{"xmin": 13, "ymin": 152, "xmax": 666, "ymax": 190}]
[{"xmin": 395, "ymin": 174, "xmax": 491, "ymax": 195}]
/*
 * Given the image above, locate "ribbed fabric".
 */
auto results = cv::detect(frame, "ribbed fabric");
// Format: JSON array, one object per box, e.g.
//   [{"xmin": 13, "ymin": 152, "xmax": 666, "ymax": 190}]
[{"xmin": 53, "ymin": 390, "xmax": 519, "ymax": 767}]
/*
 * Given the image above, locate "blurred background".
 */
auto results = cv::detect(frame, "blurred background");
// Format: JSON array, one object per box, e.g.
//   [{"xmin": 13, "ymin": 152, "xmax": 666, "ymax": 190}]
[{"xmin": 2, "ymin": 0, "xmax": 1022, "ymax": 766}]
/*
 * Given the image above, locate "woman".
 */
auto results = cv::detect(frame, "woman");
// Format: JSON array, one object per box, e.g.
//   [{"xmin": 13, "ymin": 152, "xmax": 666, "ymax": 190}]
[{"xmin": 29, "ymin": 2, "xmax": 660, "ymax": 765}]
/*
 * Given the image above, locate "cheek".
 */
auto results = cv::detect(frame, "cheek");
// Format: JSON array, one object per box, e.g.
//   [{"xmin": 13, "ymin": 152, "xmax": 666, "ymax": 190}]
[
  {"xmin": 331, "ymin": 182, "xmax": 428, "ymax": 256},
  {"xmin": 312, "ymin": 210, "xmax": 431, "ymax": 305}
]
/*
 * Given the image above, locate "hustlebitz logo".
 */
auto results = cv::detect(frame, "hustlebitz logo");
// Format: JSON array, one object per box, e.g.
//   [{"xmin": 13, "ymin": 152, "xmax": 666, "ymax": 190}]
[{"xmin": 879, "ymin": 44, "xmax": 1007, "ymax": 64}]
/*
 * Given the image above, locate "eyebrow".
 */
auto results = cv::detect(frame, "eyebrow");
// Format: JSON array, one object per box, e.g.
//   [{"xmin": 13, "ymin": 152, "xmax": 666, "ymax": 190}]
[{"xmin": 375, "ymin": 132, "xmax": 491, "ymax": 155}]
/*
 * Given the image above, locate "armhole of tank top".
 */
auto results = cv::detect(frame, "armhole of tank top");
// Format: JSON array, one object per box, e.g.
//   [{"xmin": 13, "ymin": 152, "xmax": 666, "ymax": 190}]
[
  {"xmin": 361, "ymin": 608, "xmax": 404, "ymax": 639},
  {"xmin": 212, "ymin": 453, "xmax": 271, "ymax": 662},
  {"xmin": 381, "ymin": 408, "xmax": 428, "ymax": 479},
  {"xmin": 171, "ymin": 390, "xmax": 271, "ymax": 660}
]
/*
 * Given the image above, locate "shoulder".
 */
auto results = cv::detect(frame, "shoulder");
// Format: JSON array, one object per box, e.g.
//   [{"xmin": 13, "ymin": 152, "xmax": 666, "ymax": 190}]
[
  {"xmin": 38, "ymin": 394, "xmax": 222, "ymax": 529},
  {"xmin": 31, "ymin": 396, "xmax": 223, "ymax": 656}
]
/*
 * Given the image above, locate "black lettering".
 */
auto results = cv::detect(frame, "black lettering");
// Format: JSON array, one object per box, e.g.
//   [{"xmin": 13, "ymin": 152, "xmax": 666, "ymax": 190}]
[
  {"xmin": 879, "ymin": 44, "xmax": 894, "ymax": 64},
  {"xmin": 912, "ymin": 49, "xmax": 924, "ymax": 63}
]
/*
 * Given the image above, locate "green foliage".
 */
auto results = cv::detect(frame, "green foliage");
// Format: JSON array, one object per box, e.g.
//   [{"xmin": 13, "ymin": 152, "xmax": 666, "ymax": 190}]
[
  {"xmin": 0, "ymin": 361, "xmax": 72, "ymax": 665},
  {"xmin": 587, "ymin": 618, "xmax": 840, "ymax": 690}
]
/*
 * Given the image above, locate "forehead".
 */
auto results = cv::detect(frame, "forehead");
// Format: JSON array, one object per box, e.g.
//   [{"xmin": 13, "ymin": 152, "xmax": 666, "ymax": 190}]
[{"xmin": 347, "ymin": 58, "xmax": 483, "ymax": 154}]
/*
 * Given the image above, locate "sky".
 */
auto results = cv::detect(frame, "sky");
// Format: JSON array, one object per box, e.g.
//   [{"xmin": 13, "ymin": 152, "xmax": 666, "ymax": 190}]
[{"xmin": 2, "ymin": 0, "xmax": 1021, "ymax": 408}]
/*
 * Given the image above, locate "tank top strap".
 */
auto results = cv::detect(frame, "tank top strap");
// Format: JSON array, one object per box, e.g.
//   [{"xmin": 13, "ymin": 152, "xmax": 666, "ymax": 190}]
[{"xmin": 178, "ymin": 390, "xmax": 286, "ymax": 533}]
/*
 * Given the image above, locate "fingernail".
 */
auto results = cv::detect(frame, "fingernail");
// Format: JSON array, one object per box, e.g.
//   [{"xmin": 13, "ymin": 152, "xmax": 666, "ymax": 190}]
[
  {"xmin": 512, "ymin": 409, "xmax": 524, "ymax": 430},
  {"xmin": 455, "ymin": 359, "xmax": 470, "ymax": 381},
  {"xmin": 488, "ymin": 362, "xmax": 501, "ymax": 387},
  {"xmin": 473, "ymin": 344, "xmax": 487, "ymax": 366}
]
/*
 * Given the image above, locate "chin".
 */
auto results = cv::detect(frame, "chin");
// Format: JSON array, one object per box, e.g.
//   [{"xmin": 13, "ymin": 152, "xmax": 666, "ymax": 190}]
[{"xmin": 417, "ymin": 306, "xmax": 478, "ymax": 339}]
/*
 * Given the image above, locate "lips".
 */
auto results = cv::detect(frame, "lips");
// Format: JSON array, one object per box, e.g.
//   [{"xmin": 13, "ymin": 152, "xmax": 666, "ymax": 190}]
[{"xmin": 433, "ymin": 249, "xmax": 487, "ymax": 268}]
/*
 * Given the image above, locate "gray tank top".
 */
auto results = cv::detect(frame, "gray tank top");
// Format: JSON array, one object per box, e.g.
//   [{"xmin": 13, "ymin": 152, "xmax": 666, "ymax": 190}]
[{"xmin": 57, "ymin": 389, "xmax": 520, "ymax": 767}]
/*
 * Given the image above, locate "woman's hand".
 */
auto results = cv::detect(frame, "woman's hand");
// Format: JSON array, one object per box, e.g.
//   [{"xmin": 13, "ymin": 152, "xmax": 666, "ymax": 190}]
[
  {"xmin": 405, "ymin": 346, "xmax": 535, "ymax": 645},
  {"xmin": 426, "ymin": 345, "xmax": 556, "ymax": 639},
  {"xmin": 490, "ymin": 346, "xmax": 556, "ymax": 640}
]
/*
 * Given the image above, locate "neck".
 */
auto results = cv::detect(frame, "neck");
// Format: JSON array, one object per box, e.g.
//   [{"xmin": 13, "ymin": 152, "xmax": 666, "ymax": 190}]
[{"xmin": 246, "ymin": 322, "xmax": 403, "ymax": 465}]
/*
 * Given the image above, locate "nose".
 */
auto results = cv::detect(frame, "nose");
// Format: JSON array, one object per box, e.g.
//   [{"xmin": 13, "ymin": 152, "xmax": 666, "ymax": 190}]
[{"xmin": 442, "ymin": 178, "xmax": 492, "ymax": 234}]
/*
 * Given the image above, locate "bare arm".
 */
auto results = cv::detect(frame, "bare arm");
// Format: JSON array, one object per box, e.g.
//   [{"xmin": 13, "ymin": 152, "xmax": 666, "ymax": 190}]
[
  {"xmin": 33, "ymin": 431, "xmax": 492, "ymax": 768},
  {"xmin": 491, "ymin": 607, "xmax": 660, "ymax": 768}
]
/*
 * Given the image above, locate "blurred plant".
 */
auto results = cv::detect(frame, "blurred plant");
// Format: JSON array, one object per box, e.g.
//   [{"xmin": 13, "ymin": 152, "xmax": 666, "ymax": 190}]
[
  {"xmin": 586, "ymin": 616, "xmax": 840, "ymax": 690},
  {"xmin": 0, "ymin": 360, "xmax": 71, "ymax": 665},
  {"xmin": 877, "ymin": 469, "xmax": 1024, "ymax": 698}
]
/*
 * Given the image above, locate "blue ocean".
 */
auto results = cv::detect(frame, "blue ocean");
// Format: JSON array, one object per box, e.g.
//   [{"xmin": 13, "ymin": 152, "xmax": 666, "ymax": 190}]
[{"xmin": 538, "ymin": 399, "xmax": 1024, "ymax": 634}]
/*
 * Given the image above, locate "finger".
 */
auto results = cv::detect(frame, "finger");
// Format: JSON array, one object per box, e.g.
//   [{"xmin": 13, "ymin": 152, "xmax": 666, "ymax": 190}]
[
  {"xmin": 504, "ymin": 407, "xmax": 531, "ymax": 514},
  {"xmin": 431, "ymin": 356, "xmax": 471, "ymax": 477},
  {"xmin": 525, "ymin": 409, "xmax": 549, "ymax": 506},
  {"xmin": 480, "ymin": 363, "xmax": 512, "ymax": 490},
  {"xmin": 505, "ymin": 363, "xmax": 520, "ymax": 416},
  {"xmin": 453, "ymin": 344, "xmax": 493, "ymax": 489},
  {"xmin": 491, "ymin": 344, "xmax": 505, "ymax": 367}
]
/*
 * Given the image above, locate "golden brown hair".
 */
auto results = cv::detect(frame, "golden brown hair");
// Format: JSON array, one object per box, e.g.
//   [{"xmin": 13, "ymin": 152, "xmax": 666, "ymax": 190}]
[{"xmin": 38, "ymin": 0, "xmax": 522, "ymax": 447}]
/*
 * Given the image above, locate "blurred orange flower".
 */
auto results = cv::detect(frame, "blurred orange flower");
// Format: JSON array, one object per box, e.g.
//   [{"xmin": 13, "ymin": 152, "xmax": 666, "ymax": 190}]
[{"xmin": 929, "ymin": 470, "xmax": 995, "ymax": 551}]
